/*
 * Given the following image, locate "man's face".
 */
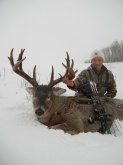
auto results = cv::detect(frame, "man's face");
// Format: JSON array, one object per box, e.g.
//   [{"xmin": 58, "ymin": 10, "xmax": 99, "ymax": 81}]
[{"xmin": 91, "ymin": 57, "xmax": 103, "ymax": 70}]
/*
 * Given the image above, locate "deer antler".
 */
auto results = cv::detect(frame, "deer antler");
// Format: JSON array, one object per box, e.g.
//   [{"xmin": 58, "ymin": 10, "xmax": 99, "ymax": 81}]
[
  {"xmin": 8, "ymin": 48, "xmax": 39, "ymax": 87},
  {"xmin": 49, "ymin": 52, "xmax": 78, "ymax": 87}
]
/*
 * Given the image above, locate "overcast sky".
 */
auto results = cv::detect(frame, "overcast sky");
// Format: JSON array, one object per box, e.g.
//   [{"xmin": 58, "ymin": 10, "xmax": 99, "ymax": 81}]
[{"xmin": 0, "ymin": 0, "xmax": 123, "ymax": 65}]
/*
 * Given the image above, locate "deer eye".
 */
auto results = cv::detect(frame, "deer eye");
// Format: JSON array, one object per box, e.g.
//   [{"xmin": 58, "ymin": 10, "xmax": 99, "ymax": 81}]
[{"xmin": 46, "ymin": 94, "xmax": 51, "ymax": 101}]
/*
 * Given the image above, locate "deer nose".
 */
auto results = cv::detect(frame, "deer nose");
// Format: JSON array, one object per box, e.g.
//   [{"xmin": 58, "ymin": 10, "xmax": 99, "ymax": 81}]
[{"xmin": 35, "ymin": 108, "xmax": 44, "ymax": 116}]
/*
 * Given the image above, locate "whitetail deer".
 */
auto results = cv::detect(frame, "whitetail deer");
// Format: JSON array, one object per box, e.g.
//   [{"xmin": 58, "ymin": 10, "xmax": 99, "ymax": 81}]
[{"xmin": 8, "ymin": 49, "xmax": 123, "ymax": 135}]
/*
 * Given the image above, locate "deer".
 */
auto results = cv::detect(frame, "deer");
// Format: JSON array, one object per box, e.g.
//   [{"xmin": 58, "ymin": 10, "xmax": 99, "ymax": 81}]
[{"xmin": 8, "ymin": 49, "xmax": 123, "ymax": 135}]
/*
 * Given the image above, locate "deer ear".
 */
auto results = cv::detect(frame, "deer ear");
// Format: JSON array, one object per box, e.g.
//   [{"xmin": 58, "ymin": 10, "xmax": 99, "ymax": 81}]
[
  {"xmin": 53, "ymin": 87, "xmax": 66, "ymax": 96},
  {"xmin": 25, "ymin": 87, "xmax": 35, "ymax": 95}
]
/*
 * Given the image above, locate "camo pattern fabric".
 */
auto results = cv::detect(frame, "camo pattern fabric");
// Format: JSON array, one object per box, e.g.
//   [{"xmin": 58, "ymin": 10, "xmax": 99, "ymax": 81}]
[{"xmin": 68, "ymin": 65, "xmax": 117, "ymax": 98}]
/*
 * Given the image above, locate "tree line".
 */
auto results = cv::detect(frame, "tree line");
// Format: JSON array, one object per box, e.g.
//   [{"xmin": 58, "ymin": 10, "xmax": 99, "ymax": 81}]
[{"xmin": 85, "ymin": 40, "xmax": 123, "ymax": 63}]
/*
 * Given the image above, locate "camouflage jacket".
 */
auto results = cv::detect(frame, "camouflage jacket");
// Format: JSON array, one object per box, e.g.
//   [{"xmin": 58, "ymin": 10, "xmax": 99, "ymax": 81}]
[{"xmin": 68, "ymin": 65, "xmax": 117, "ymax": 98}]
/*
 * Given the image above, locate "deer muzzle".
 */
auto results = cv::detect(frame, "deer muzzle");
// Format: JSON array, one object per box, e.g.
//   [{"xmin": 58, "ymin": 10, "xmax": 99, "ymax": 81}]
[{"xmin": 35, "ymin": 108, "xmax": 44, "ymax": 116}]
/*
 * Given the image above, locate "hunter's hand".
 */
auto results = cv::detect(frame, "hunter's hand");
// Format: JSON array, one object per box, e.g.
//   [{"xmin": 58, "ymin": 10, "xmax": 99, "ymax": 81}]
[{"xmin": 62, "ymin": 76, "xmax": 74, "ymax": 87}]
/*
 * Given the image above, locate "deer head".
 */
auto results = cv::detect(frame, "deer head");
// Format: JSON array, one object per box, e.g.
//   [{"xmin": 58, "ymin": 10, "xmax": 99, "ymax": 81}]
[{"xmin": 8, "ymin": 49, "xmax": 77, "ymax": 117}]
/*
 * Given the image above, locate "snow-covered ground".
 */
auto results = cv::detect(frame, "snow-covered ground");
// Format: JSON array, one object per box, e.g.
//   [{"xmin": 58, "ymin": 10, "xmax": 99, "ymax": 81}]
[{"xmin": 0, "ymin": 62, "xmax": 123, "ymax": 165}]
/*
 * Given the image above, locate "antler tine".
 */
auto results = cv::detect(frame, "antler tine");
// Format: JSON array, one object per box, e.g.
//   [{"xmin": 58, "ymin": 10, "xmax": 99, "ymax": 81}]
[
  {"xmin": 49, "ymin": 65, "xmax": 65, "ymax": 87},
  {"xmin": 71, "ymin": 59, "xmax": 74, "ymax": 69},
  {"xmin": 50, "ymin": 66, "xmax": 54, "ymax": 83},
  {"xmin": 49, "ymin": 66, "xmax": 54, "ymax": 86},
  {"xmin": 49, "ymin": 66, "xmax": 63, "ymax": 87},
  {"xmin": 66, "ymin": 52, "xmax": 70, "ymax": 66},
  {"xmin": 8, "ymin": 48, "xmax": 14, "ymax": 66},
  {"xmin": 8, "ymin": 49, "xmax": 39, "ymax": 87},
  {"xmin": 18, "ymin": 49, "xmax": 25, "ymax": 70},
  {"xmin": 70, "ymin": 59, "xmax": 78, "ymax": 74},
  {"xmin": 33, "ymin": 65, "xmax": 37, "ymax": 82},
  {"xmin": 64, "ymin": 52, "xmax": 70, "ymax": 75}
]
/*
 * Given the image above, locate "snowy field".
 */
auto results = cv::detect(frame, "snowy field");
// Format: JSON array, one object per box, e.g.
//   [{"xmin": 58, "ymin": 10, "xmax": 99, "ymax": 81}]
[{"xmin": 0, "ymin": 61, "xmax": 123, "ymax": 165}]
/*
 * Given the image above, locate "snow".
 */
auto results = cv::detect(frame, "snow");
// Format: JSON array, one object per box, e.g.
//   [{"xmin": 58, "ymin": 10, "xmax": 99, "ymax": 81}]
[{"xmin": 0, "ymin": 62, "xmax": 123, "ymax": 165}]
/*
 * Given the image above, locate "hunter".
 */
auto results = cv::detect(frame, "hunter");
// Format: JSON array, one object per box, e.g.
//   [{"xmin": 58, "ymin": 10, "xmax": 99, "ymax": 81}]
[{"xmin": 62, "ymin": 50, "xmax": 117, "ymax": 98}]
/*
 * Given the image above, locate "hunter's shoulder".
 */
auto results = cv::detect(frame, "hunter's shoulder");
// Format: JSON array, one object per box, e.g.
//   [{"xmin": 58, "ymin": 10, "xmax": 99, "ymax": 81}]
[
  {"xmin": 105, "ymin": 68, "xmax": 114, "ymax": 76},
  {"xmin": 103, "ymin": 65, "xmax": 113, "ymax": 74},
  {"xmin": 78, "ymin": 69, "xmax": 89, "ymax": 77},
  {"xmin": 107, "ymin": 69, "xmax": 113, "ymax": 75},
  {"xmin": 79, "ymin": 66, "xmax": 91, "ymax": 75}
]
